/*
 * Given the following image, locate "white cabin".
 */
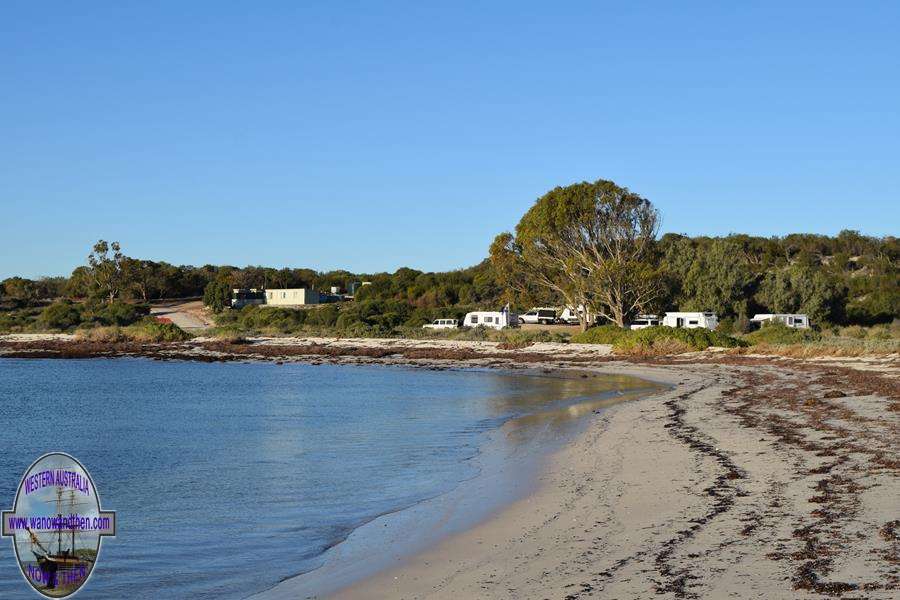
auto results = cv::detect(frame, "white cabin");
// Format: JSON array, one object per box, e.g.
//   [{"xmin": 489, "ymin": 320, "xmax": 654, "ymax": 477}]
[
  {"xmin": 751, "ymin": 314, "xmax": 810, "ymax": 329},
  {"xmin": 662, "ymin": 312, "xmax": 719, "ymax": 330},
  {"xmin": 265, "ymin": 288, "xmax": 321, "ymax": 306},
  {"xmin": 463, "ymin": 311, "xmax": 517, "ymax": 330}
]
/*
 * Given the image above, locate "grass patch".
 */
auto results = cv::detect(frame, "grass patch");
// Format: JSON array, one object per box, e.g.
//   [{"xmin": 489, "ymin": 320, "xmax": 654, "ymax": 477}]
[
  {"xmin": 207, "ymin": 326, "xmax": 249, "ymax": 344},
  {"xmin": 732, "ymin": 338, "xmax": 900, "ymax": 357},
  {"xmin": 401, "ymin": 326, "xmax": 571, "ymax": 345}
]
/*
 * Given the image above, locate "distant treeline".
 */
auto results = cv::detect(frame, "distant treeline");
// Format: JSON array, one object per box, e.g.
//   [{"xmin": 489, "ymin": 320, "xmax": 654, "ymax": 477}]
[{"xmin": 1, "ymin": 230, "xmax": 897, "ymax": 330}]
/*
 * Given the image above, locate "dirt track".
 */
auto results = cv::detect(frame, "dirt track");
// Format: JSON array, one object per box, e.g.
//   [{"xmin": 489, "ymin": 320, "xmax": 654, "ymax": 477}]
[{"xmin": 149, "ymin": 299, "xmax": 213, "ymax": 329}]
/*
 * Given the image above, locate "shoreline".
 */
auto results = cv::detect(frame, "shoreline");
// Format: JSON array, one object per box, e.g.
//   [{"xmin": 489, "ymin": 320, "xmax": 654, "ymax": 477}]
[
  {"xmin": 248, "ymin": 372, "xmax": 661, "ymax": 600},
  {"xmin": 2, "ymin": 335, "xmax": 898, "ymax": 598},
  {"xmin": 322, "ymin": 359, "xmax": 898, "ymax": 599}
]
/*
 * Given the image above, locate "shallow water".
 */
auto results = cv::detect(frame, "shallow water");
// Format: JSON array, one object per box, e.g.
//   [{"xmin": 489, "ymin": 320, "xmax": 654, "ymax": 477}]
[{"xmin": 0, "ymin": 358, "xmax": 647, "ymax": 598}]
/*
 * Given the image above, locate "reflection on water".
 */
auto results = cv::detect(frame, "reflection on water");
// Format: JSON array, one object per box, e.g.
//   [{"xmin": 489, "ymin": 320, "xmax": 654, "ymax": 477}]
[{"xmin": 0, "ymin": 359, "xmax": 654, "ymax": 599}]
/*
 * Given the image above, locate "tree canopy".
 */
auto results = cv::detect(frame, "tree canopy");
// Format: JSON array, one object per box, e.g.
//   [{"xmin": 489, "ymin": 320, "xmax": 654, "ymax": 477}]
[{"xmin": 491, "ymin": 179, "xmax": 662, "ymax": 328}]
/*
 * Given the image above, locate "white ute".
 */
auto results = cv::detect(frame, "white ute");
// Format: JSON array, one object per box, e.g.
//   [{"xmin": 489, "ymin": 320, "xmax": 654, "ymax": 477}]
[
  {"xmin": 422, "ymin": 318, "xmax": 459, "ymax": 330},
  {"xmin": 519, "ymin": 308, "xmax": 558, "ymax": 325}
]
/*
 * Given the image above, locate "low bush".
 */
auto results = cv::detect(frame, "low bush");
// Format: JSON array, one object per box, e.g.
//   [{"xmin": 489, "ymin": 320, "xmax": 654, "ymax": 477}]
[
  {"xmin": 209, "ymin": 327, "xmax": 249, "ymax": 344},
  {"xmin": 35, "ymin": 300, "xmax": 148, "ymax": 332},
  {"xmin": 0, "ymin": 307, "xmax": 42, "ymax": 332},
  {"xmin": 74, "ymin": 319, "xmax": 190, "ymax": 343},
  {"xmin": 125, "ymin": 319, "xmax": 191, "ymax": 342},
  {"xmin": 89, "ymin": 301, "xmax": 149, "ymax": 326},
  {"xmin": 573, "ymin": 325, "xmax": 746, "ymax": 354},
  {"xmin": 743, "ymin": 322, "xmax": 821, "ymax": 345},
  {"xmin": 569, "ymin": 324, "xmax": 632, "ymax": 345},
  {"xmin": 239, "ymin": 306, "xmax": 308, "ymax": 333},
  {"xmin": 38, "ymin": 301, "xmax": 83, "ymax": 331},
  {"xmin": 74, "ymin": 326, "xmax": 127, "ymax": 342}
]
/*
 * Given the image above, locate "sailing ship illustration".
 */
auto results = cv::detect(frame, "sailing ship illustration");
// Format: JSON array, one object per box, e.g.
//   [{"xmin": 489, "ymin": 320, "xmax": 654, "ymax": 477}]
[{"xmin": 24, "ymin": 486, "xmax": 94, "ymax": 592}]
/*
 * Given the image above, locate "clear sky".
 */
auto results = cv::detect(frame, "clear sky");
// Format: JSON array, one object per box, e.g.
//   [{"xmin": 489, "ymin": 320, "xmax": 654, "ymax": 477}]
[{"xmin": 2, "ymin": 1, "xmax": 898, "ymax": 279}]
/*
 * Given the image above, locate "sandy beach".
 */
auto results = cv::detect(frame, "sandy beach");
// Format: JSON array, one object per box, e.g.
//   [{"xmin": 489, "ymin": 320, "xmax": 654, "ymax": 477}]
[{"xmin": 2, "ymin": 335, "xmax": 898, "ymax": 598}]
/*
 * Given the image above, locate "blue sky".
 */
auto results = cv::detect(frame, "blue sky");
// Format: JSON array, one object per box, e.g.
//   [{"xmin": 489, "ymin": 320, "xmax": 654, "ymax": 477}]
[{"xmin": 2, "ymin": 2, "xmax": 898, "ymax": 279}]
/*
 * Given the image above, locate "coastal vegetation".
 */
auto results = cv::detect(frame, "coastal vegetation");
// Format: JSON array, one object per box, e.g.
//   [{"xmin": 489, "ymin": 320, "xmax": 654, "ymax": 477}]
[
  {"xmin": 572, "ymin": 324, "xmax": 746, "ymax": 352},
  {"xmin": 74, "ymin": 319, "xmax": 191, "ymax": 343},
  {"xmin": 1, "ymin": 179, "xmax": 897, "ymax": 353},
  {"xmin": 489, "ymin": 180, "xmax": 662, "ymax": 329}
]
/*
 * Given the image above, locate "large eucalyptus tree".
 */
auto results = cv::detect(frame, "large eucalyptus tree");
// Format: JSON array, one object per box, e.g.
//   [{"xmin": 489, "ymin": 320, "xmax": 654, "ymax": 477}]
[{"xmin": 490, "ymin": 179, "xmax": 661, "ymax": 329}]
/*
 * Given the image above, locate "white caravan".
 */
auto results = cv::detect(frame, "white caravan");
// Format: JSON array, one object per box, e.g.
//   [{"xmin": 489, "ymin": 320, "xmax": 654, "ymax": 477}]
[
  {"xmin": 422, "ymin": 318, "xmax": 459, "ymax": 330},
  {"xmin": 662, "ymin": 312, "xmax": 719, "ymax": 330},
  {"xmin": 519, "ymin": 307, "xmax": 558, "ymax": 325},
  {"xmin": 629, "ymin": 315, "xmax": 661, "ymax": 330},
  {"xmin": 751, "ymin": 314, "xmax": 810, "ymax": 329},
  {"xmin": 463, "ymin": 311, "xmax": 517, "ymax": 330}
]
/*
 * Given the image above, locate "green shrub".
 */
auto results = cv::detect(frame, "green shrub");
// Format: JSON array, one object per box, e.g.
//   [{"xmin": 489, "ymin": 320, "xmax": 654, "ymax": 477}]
[
  {"xmin": 239, "ymin": 306, "xmax": 308, "ymax": 333},
  {"xmin": 620, "ymin": 326, "xmax": 745, "ymax": 351},
  {"xmin": 716, "ymin": 317, "xmax": 735, "ymax": 335},
  {"xmin": 90, "ymin": 301, "xmax": 148, "ymax": 326},
  {"xmin": 73, "ymin": 319, "xmax": 189, "ymax": 343},
  {"xmin": 0, "ymin": 307, "xmax": 44, "ymax": 332},
  {"xmin": 744, "ymin": 322, "xmax": 821, "ymax": 345},
  {"xmin": 305, "ymin": 304, "xmax": 339, "ymax": 328},
  {"xmin": 573, "ymin": 325, "xmax": 745, "ymax": 353},
  {"xmin": 38, "ymin": 301, "xmax": 83, "ymax": 331},
  {"xmin": 124, "ymin": 319, "xmax": 190, "ymax": 342},
  {"xmin": 570, "ymin": 324, "xmax": 633, "ymax": 345}
]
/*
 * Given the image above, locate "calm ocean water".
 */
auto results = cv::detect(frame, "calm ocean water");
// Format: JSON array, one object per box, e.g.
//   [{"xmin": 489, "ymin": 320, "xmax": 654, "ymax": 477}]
[{"xmin": 0, "ymin": 358, "xmax": 644, "ymax": 598}]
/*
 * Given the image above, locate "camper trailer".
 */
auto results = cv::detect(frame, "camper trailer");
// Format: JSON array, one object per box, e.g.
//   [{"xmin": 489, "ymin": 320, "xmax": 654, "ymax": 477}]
[
  {"xmin": 629, "ymin": 315, "xmax": 661, "ymax": 330},
  {"xmin": 463, "ymin": 311, "xmax": 518, "ymax": 330},
  {"xmin": 662, "ymin": 312, "xmax": 719, "ymax": 330},
  {"xmin": 751, "ymin": 314, "xmax": 810, "ymax": 329}
]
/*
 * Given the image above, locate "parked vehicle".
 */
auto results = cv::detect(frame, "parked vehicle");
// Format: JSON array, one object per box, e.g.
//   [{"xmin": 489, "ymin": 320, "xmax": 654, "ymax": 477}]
[
  {"xmin": 559, "ymin": 305, "xmax": 596, "ymax": 325},
  {"xmin": 519, "ymin": 307, "xmax": 558, "ymax": 325},
  {"xmin": 462, "ymin": 310, "xmax": 518, "ymax": 330},
  {"xmin": 751, "ymin": 314, "xmax": 810, "ymax": 329},
  {"xmin": 422, "ymin": 318, "xmax": 459, "ymax": 330},
  {"xmin": 662, "ymin": 312, "xmax": 719, "ymax": 330},
  {"xmin": 629, "ymin": 315, "xmax": 661, "ymax": 330}
]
